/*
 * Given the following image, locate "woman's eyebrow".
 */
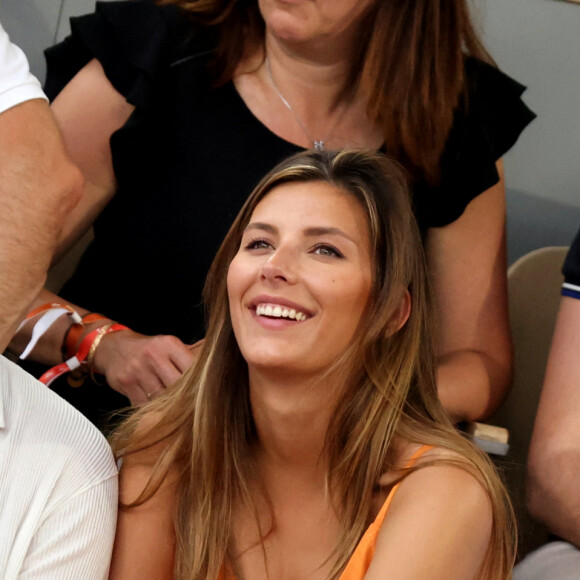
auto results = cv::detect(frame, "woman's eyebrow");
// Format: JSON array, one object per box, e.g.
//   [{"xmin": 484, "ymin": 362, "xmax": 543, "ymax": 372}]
[
  {"xmin": 244, "ymin": 223, "xmax": 356, "ymax": 244},
  {"xmin": 303, "ymin": 226, "xmax": 356, "ymax": 244},
  {"xmin": 244, "ymin": 222, "xmax": 277, "ymax": 234}
]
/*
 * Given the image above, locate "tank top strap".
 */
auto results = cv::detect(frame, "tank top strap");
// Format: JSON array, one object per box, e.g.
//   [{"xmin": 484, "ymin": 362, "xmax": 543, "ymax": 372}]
[
  {"xmin": 220, "ymin": 445, "xmax": 435, "ymax": 580},
  {"xmin": 373, "ymin": 444, "xmax": 433, "ymax": 528},
  {"xmin": 338, "ymin": 444, "xmax": 434, "ymax": 579}
]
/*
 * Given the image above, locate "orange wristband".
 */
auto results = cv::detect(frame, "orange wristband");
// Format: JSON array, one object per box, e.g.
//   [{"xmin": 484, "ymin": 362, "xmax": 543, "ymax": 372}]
[
  {"xmin": 41, "ymin": 323, "xmax": 129, "ymax": 388},
  {"xmin": 62, "ymin": 312, "xmax": 108, "ymax": 361}
]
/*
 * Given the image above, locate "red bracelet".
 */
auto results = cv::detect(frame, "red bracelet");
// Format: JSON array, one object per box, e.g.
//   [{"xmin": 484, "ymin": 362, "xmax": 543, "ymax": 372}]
[
  {"xmin": 40, "ymin": 323, "xmax": 128, "ymax": 388},
  {"xmin": 62, "ymin": 312, "xmax": 109, "ymax": 361}
]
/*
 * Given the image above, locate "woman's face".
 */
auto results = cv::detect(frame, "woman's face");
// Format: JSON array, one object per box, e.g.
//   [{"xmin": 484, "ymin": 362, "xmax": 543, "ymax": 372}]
[
  {"xmin": 227, "ymin": 181, "xmax": 373, "ymax": 379},
  {"xmin": 258, "ymin": 0, "xmax": 377, "ymax": 48}
]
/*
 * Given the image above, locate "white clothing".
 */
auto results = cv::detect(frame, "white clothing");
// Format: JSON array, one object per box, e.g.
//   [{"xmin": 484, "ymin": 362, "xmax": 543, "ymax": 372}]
[
  {"xmin": 0, "ymin": 21, "xmax": 46, "ymax": 114},
  {"xmin": 514, "ymin": 541, "xmax": 580, "ymax": 580},
  {"xmin": 0, "ymin": 356, "xmax": 118, "ymax": 579}
]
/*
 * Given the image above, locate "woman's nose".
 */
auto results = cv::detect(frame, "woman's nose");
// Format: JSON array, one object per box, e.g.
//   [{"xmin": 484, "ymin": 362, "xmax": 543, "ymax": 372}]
[{"xmin": 260, "ymin": 249, "xmax": 297, "ymax": 284}]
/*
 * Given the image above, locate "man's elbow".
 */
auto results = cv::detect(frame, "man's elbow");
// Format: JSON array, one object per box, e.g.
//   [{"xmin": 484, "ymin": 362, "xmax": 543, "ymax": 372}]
[
  {"xmin": 526, "ymin": 444, "xmax": 580, "ymax": 544},
  {"xmin": 526, "ymin": 437, "xmax": 562, "ymax": 525},
  {"xmin": 526, "ymin": 461, "xmax": 551, "ymax": 526}
]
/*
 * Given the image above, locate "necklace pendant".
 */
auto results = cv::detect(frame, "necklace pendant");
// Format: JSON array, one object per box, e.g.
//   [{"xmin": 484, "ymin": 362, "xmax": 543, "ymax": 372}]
[{"xmin": 314, "ymin": 140, "xmax": 325, "ymax": 151}]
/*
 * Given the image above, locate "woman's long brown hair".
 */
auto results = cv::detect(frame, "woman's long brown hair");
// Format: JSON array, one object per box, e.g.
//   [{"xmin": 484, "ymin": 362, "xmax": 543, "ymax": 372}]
[
  {"xmin": 158, "ymin": 0, "xmax": 493, "ymax": 184},
  {"xmin": 110, "ymin": 150, "xmax": 515, "ymax": 579}
]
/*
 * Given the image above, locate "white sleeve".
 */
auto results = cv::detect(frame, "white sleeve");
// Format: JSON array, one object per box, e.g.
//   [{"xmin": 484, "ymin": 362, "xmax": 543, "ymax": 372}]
[
  {"xmin": 17, "ymin": 476, "xmax": 118, "ymax": 580},
  {"xmin": 0, "ymin": 21, "xmax": 47, "ymax": 114}
]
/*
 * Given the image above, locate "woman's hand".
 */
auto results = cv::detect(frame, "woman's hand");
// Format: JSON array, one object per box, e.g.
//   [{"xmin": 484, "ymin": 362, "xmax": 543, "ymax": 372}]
[
  {"xmin": 9, "ymin": 287, "xmax": 197, "ymax": 406},
  {"xmin": 92, "ymin": 329, "xmax": 195, "ymax": 405}
]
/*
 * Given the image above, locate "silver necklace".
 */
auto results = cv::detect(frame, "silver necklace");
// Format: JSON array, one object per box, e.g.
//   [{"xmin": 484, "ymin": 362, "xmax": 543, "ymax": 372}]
[{"xmin": 265, "ymin": 56, "xmax": 346, "ymax": 152}]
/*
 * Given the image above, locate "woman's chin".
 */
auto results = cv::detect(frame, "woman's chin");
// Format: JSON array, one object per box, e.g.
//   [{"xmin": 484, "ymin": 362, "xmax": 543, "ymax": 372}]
[
  {"xmin": 265, "ymin": 11, "xmax": 315, "ymax": 45},
  {"xmin": 245, "ymin": 355, "xmax": 321, "ymax": 382}
]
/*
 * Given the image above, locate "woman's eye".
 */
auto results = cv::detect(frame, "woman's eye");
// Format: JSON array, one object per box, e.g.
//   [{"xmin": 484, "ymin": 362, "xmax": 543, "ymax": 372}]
[
  {"xmin": 245, "ymin": 239, "xmax": 272, "ymax": 251},
  {"xmin": 313, "ymin": 244, "xmax": 343, "ymax": 258}
]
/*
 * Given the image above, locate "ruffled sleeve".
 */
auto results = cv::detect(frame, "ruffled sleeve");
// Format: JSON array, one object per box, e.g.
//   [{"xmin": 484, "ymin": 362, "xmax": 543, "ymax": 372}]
[
  {"xmin": 413, "ymin": 57, "xmax": 536, "ymax": 230},
  {"xmin": 44, "ymin": 0, "xmax": 204, "ymax": 110}
]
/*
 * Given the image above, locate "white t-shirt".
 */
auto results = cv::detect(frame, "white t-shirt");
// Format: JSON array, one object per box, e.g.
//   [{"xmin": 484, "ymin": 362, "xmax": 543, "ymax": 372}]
[
  {"xmin": 0, "ymin": 21, "xmax": 47, "ymax": 114},
  {"xmin": 0, "ymin": 356, "xmax": 118, "ymax": 579}
]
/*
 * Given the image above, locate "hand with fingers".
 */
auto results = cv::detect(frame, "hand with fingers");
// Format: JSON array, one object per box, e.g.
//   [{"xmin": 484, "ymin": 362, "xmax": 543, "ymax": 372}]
[{"xmin": 91, "ymin": 329, "xmax": 196, "ymax": 405}]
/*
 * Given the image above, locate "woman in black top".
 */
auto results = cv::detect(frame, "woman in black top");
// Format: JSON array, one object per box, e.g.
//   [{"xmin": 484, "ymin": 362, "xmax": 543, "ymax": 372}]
[{"xmin": 12, "ymin": 0, "xmax": 534, "ymax": 428}]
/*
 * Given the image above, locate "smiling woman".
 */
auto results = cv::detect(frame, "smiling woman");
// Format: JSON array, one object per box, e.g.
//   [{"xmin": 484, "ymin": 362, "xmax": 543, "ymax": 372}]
[
  {"xmin": 109, "ymin": 150, "xmax": 516, "ymax": 580},
  {"xmin": 228, "ymin": 181, "xmax": 373, "ymax": 379}
]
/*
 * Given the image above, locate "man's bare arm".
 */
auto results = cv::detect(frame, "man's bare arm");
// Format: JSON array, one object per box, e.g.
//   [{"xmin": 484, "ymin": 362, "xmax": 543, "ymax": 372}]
[
  {"xmin": 527, "ymin": 295, "xmax": 580, "ymax": 546},
  {"xmin": 0, "ymin": 99, "xmax": 82, "ymax": 350}
]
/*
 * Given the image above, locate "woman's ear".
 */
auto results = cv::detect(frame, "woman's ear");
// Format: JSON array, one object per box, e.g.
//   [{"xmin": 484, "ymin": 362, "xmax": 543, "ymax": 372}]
[{"xmin": 386, "ymin": 289, "xmax": 411, "ymax": 336}]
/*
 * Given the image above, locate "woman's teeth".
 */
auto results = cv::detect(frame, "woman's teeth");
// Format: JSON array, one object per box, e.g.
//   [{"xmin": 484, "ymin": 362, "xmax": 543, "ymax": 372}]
[{"xmin": 256, "ymin": 304, "xmax": 307, "ymax": 321}]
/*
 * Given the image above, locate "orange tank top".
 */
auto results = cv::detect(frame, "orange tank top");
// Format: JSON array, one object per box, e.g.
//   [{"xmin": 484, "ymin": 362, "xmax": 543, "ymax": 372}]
[
  {"xmin": 338, "ymin": 444, "xmax": 432, "ymax": 578},
  {"xmin": 218, "ymin": 445, "xmax": 433, "ymax": 580}
]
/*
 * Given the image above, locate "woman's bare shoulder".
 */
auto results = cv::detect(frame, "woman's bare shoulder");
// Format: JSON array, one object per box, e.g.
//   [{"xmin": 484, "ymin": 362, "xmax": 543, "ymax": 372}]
[
  {"xmin": 389, "ymin": 444, "xmax": 491, "ymax": 512},
  {"xmin": 111, "ymin": 413, "xmax": 178, "ymax": 579},
  {"xmin": 375, "ymin": 443, "xmax": 492, "ymax": 542},
  {"xmin": 117, "ymin": 411, "xmax": 180, "ymax": 503},
  {"xmin": 378, "ymin": 442, "xmax": 479, "ymax": 482},
  {"xmin": 367, "ymin": 444, "xmax": 492, "ymax": 579}
]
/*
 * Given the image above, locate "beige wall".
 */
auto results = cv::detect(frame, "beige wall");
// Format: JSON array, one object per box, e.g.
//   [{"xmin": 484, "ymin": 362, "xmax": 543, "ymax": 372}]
[
  {"xmin": 0, "ymin": 0, "xmax": 112, "ymax": 82},
  {"xmin": 481, "ymin": 0, "xmax": 580, "ymax": 209}
]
